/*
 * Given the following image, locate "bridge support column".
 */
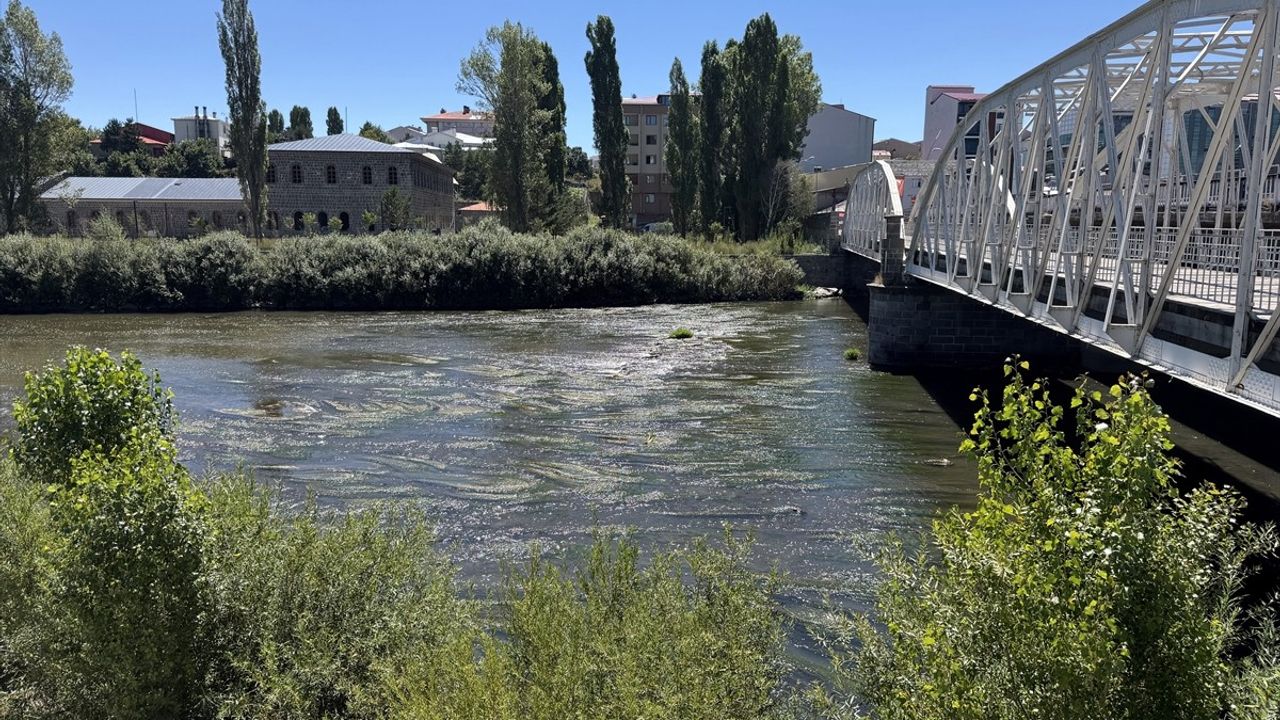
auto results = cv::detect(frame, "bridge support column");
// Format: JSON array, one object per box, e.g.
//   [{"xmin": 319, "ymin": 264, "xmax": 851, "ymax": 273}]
[{"xmin": 866, "ymin": 220, "xmax": 1080, "ymax": 372}]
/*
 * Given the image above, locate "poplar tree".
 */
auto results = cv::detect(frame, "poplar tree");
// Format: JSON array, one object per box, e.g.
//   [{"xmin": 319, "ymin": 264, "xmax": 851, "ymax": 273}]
[
  {"xmin": 287, "ymin": 105, "xmax": 313, "ymax": 140},
  {"xmin": 325, "ymin": 106, "xmax": 343, "ymax": 135},
  {"xmin": 267, "ymin": 108, "xmax": 284, "ymax": 141},
  {"xmin": 0, "ymin": 0, "xmax": 73, "ymax": 233},
  {"xmin": 216, "ymin": 0, "xmax": 268, "ymax": 238},
  {"xmin": 665, "ymin": 58, "xmax": 698, "ymax": 236},
  {"xmin": 459, "ymin": 22, "xmax": 552, "ymax": 232},
  {"xmin": 585, "ymin": 16, "xmax": 629, "ymax": 229},
  {"xmin": 697, "ymin": 41, "xmax": 726, "ymax": 238}
]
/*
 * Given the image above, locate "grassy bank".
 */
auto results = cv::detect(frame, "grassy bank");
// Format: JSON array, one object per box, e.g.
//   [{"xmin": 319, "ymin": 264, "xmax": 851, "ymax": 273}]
[{"xmin": 0, "ymin": 222, "xmax": 804, "ymax": 313}]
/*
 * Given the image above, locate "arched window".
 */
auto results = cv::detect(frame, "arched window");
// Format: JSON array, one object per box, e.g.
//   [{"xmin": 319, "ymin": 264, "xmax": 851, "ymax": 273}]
[
  {"xmin": 317, "ymin": 211, "xmax": 329, "ymax": 230},
  {"xmin": 138, "ymin": 210, "xmax": 151, "ymax": 232},
  {"xmin": 293, "ymin": 211, "xmax": 304, "ymax": 231},
  {"xmin": 90, "ymin": 210, "xmax": 101, "ymax": 221},
  {"xmin": 291, "ymin": 164, "xmax": 303, "ymax": 184},
  {"xmin": 65, "ymin": 210, "xmax": 78, "ymax": 235},
  {"xmin": 326, "ymin": 165, "xmax": 337, "ymax": 184},
  {"xmin": 339, "ymin": 211, "xmax": 350, "ymax": 232},
  {"xmin": 267, "ymin": 163, "xmax": 276, "ymax": 183},
  {"xmin": 387, "ymin": 165, "xmax": 399, "ymax": 185},
  {"xmin": 212, "ymin": 211, "xmax": 224, "ymax": 229},
  {"xmin": 362, "ymin": 166, "xmax": 372, "ymax": 184}
]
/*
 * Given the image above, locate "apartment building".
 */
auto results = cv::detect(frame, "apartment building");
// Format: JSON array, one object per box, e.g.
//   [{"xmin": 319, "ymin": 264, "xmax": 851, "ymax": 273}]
[
  {"xmin": 623, "ymin": 95, "xmax": 672, "ymax": 227},
  {"xmin": 421, "ymin": 106, "xmax": 494, "ymax": 137}
]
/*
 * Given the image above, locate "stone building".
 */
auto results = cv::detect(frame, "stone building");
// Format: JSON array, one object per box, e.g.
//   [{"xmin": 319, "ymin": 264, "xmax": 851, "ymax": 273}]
[
  {"xmin": 40, "ymin": 133, "xmax": 455, "ymax": 237},
  {"xmin": 265, "ymin": 134, "xmax": 455, "ymax": 233}
]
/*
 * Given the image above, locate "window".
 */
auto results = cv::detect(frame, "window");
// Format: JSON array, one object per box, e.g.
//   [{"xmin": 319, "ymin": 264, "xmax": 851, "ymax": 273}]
[
  {"xmin": 293, "ymin": 211, "xmax": 304, "ymax": 231},
  {"xmin": 645, "ymin": 135, "xmax": 657, "ymax": 145},
  {"xmin": 644, "ymin": 155, "xmax": 657, "ymax": 165},
  {"xmin": 291, "ymin": 164, "xmax": 302, "ymax": 184},
  {"xmin": 624, "ymin": 114, "xmax": 638, "ymax": 126},
  {"xmin": 362, "ymin": 166, "xmax": 373, "ymax": 184},
  {"xmin": 326, "ymin": 165, "xmax": 337, "ymax": 184},
  {"xmin": 267, "ymin": 163, "xmax": 276, "ymax": 183},
  {"xmin": 317, "ymin": 211, "xmax": 329, "ymax": 230},
  {"xmin": 645, "ymin": 174, "xmax": 655, "ymax": 184},
  {"xmin": 388, "ymin": 166, "xmax": 399, "ymax": 185},
  {"xmin": 627, "ymin": 154, "xmax": 639, "ymax": 166},
  {"xmin": 65, "ymin": 210, "xmax": 78, "ymax": 234},
  {"xmin": 662, "ymin": 115, "xmax": 669, "ymax": 126},
  {"xmin": 237, "ymin": 212, "xmax": 247, "ymax": 230},
  {"xmin": 339, "ymin": 211, "xmax": 350, "ymax": 232},
  {"xmin": 645, "ymin": 115, "xmax": 657, "ymax": 126},
  {"xmin": 212, "ymin": 211, "xmax": 224, "ymax": 229},
  {"xmin": 628, "ymin": 134, "xmax": 639, "ymax": 146},
  {"xmin": 644, "ymin": 193, "xmax": 655, "ymax": 204}
]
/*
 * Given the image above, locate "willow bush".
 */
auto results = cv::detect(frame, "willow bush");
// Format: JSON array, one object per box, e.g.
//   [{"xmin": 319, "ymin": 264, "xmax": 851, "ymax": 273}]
[
  {"xmin": 0, "ymin": 224, "xmax": 804, "ymax": 313},
  {"xmin": 819, "ymin": 364, "xmax": 1280, "ymax": 720}
]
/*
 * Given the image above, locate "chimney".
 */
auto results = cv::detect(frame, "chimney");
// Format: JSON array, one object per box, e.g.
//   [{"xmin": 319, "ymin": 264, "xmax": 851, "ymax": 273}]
[
  {"xmin": 440, "ymin": 107, "xmax": 446, "ymax": 114},
  {"xmin": 202, "ymin": 106, "xmax": 207, "ymax": 119},
  {"xmin": 463, "ymin": 105, "xmax": 470, "ymax": 115}
]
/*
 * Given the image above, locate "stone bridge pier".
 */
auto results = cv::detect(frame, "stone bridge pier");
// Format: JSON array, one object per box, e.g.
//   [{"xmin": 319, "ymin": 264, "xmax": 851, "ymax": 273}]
[{"xmin": 853, "ymin": 217, "xmax": 1083, "ymax": 372}]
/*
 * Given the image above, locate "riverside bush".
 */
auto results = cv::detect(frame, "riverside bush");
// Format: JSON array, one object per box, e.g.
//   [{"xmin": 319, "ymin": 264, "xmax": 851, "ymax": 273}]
[
  {"xmin": 819, "ymin": 364, "xmax": 1280, "ymax": 720},
  {"xmin": 0, "ymin": 224, "xmax": 803, "ymax": 312},
  {"xmin": 0, "ymin": 349, "xmax": 793, "ymax": 719}
]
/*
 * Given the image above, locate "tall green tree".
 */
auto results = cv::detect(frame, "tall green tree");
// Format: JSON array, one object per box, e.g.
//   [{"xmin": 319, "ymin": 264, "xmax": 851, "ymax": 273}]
[
  {"xmin": 666, "ymin": 58, "xmax": 698, "ymax": 236},
  {"xmin": 0, "ymin": 0, "xmax": 73, "ymax": 233},
  {"xmin": 697, "ymin": 41, "xmax": 727, "ymax": 237},
  {"xmin": 712, "ymin": 14, "xmax": 820, "ymax": 241},
  {"xmin": 217, "ymin": 0, "xmax": 268, "ymax": 238},
  {"xmin": 358, "ymin": 121, "xmax": 390, "ymax": 143},
  {"xmin": 566, "ymin": 146, "xmax": 591, "ymax": 179},
  {"xmin": 287, "ymin": 105, "xmax": 312, "ymax": 140},
  {"xmin": 266, "ymin": 108, "xmax": 284, "ymax": 141},
  {"xmin": 585, "ymin": 15, "xmax": 628, "ymax": 229},
  {"xmin": 99, "ymin": 118, "xmax": 140, "ymax": 155},
  {"xmin": 537, "ymin": 41, "xmax": 566, "ymax": 195},
  {"xmin": 325, "ymin": 106, "xmax": 342, "ymax": 135},
  {"xmin": 458, "ymin": 22, "xmax": 558, "ymax": 233},
  {"xmin": 154, "ymin": 139, "xmax": 226, "ymax": 178}
]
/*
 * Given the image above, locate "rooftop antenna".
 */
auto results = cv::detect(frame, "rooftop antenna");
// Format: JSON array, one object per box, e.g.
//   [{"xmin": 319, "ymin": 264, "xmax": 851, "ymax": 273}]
[
  {"xmin": 133, "ymin": 88, "xmax": 138, "ymax": 123},
  {"xmin": 345, "ymin": 106, "xmax": 348, "ymax": 133}
]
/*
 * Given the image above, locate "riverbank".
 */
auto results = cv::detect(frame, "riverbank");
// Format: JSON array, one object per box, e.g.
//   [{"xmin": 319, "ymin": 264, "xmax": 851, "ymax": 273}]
[{"xmin": 0, "ymin": 224, "xmax": 804, "ymax": 313}]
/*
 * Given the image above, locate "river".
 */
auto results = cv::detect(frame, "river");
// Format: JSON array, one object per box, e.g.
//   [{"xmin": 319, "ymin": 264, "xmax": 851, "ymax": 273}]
[{"xmin": 0, "ymin": 300, "xmax": 979, "ymax": 624}]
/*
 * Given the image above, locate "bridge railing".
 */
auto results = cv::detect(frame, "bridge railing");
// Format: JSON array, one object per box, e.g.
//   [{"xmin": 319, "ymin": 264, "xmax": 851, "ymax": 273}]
[
  {"xmin": 841, "ymin": 160, "xmax": 903, "ymax": 261},
  {"xmin": 902, "ymin": 0, "xmax": 1280, "ymax": 415}
]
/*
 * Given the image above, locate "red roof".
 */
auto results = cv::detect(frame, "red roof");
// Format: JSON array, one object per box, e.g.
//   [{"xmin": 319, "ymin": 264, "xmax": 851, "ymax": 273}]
[
  {"xmin": 942, "ymin": 91, "xmax": 986, "ymax": 102},
  {"xmin": 460, "ymin": 201, "xmax": 496, "ymax": 213},
  {"xmin": 90, "ymin": 136, "xmax": 169, "ymax": 147}
]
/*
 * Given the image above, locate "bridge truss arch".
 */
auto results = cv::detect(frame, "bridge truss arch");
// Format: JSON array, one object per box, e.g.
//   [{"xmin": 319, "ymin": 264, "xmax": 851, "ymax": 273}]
[
  {"xmin": 841, "ymin": 160, "xmax": 904, "ymax": 259},
  {"xmin": 909, "ymin": 0, "xmax": 1280, "ymax": 415}
]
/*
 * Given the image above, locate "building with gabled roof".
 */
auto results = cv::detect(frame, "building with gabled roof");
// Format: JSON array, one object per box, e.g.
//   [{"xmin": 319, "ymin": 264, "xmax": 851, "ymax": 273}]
[{"xmin": 40, "ymin": 133, "xmax": 456, "ymax": 237}]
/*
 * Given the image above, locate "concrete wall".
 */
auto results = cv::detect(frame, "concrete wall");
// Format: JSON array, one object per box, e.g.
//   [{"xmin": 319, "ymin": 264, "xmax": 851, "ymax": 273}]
[{"xmin": 800, "ymin": 104, "xmax": 875, "ymax": 173}]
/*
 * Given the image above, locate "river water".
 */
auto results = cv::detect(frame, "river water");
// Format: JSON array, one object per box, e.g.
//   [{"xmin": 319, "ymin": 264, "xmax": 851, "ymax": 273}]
[{"xmin": 0, "ymin": 300, "xmax": 978, "ymax": 622}]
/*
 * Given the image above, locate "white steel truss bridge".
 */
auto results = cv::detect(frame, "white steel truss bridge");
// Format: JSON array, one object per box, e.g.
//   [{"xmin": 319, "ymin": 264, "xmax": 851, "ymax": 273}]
[{"xmin": 846, "ymin": 0, "xmax": 1280, "ymax": 417}]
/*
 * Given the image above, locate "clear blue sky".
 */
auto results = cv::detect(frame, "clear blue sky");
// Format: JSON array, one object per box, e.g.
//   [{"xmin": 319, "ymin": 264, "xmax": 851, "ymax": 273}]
[{"xmin": 27, "ymin": 0, "xmax": 1141, "ymax": 151}]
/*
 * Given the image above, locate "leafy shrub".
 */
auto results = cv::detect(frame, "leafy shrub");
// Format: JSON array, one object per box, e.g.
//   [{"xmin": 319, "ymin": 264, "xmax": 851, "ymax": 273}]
[
  {"xmin": 669, "ymin": 327, "xmax": 694, "ymax": 339},
  {"xmin": 843, "ymin": 347, "xmax": 861, "ymax": 361},
  {"xmin": 200, "ymin": 479, "xmax": 470, "ymax": 719},
  {"xmin": 84, "ymin": 214, "xmax": 127, "ymax": 243},
  {"xmin": 162, "ymin": 232, "xmax": 259, "ymax": 310},
  {"xmin": 0, "ymin": 229, "xmax": 802, "ymax": 313},
  {"xmin": 390, "ymin": 533, "xmax": 789, "ymax": 720},
  {"xmin": 820, "ymin": 365, "xmax": 1280, "ymax": 719},
  {"xmin": 11, "ymin": 347, "xmax": 174, "ymax": 486}
]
